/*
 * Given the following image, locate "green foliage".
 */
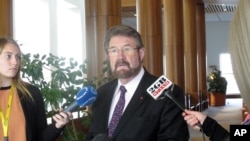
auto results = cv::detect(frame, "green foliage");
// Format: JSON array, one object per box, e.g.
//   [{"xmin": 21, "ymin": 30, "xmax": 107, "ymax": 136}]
[
  {"xmin": 62, "ymin": 111, "xmax": 92, "ymax": 141},
  {"xmin": 207, "ymin": 66, "xmax": 227, "ymax": 93},
  {"xmin": 20, "ymin": 53, "xmax": 113, "ymax": 141},
  {"xmin": 22, "ymin": 53, "xmax": 85, "ymax": 115},
  {"xmin": 21, "ymin": 53, "xmax": 112, "ymax": 115}
]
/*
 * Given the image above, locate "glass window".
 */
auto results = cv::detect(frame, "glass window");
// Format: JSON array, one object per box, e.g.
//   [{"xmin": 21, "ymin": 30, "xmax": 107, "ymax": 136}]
[
  {"xmin": 220, "ymin": 53, "xmax": 240, "ymax": 94},
  {"xmin": 13, "ymin": 0, "xmax": 86, "ymax": 64},
  {"xmin": 13, "ymin": 0, "xmax": 87, "ymax": 120}
]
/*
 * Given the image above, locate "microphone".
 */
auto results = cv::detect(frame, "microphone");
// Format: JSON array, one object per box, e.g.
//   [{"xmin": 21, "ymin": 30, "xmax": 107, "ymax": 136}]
[
  {"xmin": 146, "ymin": 75, "xmax": 190, "ymax": 111},
  {"xmin": 146, "ymin": 75, "xmax": 202, "ymax": 128},
  {"xmin": 163, "ymin": 88, "xmax": 186, "ymax": 111},
  {"xmin": 63, "ymin": 85, "xmax": 97, "ymax": 112},
  {"xmin": 92, "ymin": 133, "xmax": 110, "ymax": 141},
  {"xmin": 146, "ymin": 75, "xmax": 173, "ymax": 100}
]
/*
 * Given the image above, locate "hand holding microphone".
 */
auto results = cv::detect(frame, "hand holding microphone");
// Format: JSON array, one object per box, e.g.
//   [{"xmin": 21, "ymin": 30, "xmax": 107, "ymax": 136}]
[
  {"xmin": 53, "ymin": 86, "xmax": 97, "ymax": 129},
  {"xmin": 63, "ymin": 85, "xmax": 97, "ymax": 112},
  {"xmin": 182, "ymin": 109, "xmax": 207, "ymax": 130}
]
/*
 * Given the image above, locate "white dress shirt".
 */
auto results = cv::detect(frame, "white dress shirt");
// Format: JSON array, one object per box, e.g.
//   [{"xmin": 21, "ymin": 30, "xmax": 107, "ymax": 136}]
[{"xmin": 108, "ymin": 67, "xmax": 145, "ymax": 124}]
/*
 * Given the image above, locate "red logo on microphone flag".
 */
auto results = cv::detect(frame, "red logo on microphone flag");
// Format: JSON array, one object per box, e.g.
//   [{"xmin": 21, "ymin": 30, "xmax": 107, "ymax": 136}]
[{"xmin": 146, "ymin": 75, "xmax": 173, "ymax": 100}]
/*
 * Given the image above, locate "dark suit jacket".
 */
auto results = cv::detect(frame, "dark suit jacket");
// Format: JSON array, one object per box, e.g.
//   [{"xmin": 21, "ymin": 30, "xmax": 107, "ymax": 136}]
[
  {"xmin": 17, "ymin": 84, "xmax": 63, "ymax": 141},
  {"xmin": 85, "ymin": 70, "xmax": 190, "ymax": 141}
]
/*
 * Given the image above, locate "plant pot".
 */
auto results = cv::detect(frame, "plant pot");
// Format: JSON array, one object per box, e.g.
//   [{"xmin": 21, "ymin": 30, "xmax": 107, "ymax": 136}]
[{"xmin": 208, "ymin": 92, "xmax": 226, "ymax": 106}]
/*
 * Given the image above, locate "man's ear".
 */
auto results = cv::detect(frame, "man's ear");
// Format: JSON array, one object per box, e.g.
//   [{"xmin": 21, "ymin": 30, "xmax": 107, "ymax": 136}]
[{"xmin": 139, "ymin": 47, "xmax": 145, "ymax": 63}]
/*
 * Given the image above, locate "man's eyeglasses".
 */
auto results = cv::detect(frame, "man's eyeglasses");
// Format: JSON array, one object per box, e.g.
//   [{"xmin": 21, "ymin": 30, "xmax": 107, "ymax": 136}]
[{"xmin": 107, "ymin": 46, "xmax": 139, "ymax": 57}]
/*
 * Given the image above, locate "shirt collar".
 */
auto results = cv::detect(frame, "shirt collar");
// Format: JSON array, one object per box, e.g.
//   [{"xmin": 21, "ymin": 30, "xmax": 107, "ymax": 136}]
[{"xmin": 116, "ymin": 67, "xmax": 145, "ymax": 95}]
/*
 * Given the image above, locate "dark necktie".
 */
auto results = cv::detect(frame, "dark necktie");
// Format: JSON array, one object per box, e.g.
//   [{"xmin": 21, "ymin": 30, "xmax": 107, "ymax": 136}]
[{"xmin": 108, "ymin": 85, "xmax": 127, "ymax": 137}]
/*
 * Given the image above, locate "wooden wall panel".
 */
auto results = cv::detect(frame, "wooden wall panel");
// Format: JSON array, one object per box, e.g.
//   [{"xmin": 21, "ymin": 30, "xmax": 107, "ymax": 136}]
[{"xmin": 0, "ymin": 0, "xmax": 13, "ymax": 37}]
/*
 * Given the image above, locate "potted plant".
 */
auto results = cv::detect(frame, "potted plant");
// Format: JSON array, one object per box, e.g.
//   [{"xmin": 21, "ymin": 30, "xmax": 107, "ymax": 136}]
[
  {"xmin": 207, "ymin": 65, "xmax": 227, "ymax": 106},
  {"xmin": 21, "ymin": 53, "xmax": 113, "ymax": 141}
]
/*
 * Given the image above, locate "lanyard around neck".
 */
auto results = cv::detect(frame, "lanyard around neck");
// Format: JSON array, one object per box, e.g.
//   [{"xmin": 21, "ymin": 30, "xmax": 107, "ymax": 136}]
[{"xmin": 0, "ymin": 84, "xmax": 14, "ymax": 138}]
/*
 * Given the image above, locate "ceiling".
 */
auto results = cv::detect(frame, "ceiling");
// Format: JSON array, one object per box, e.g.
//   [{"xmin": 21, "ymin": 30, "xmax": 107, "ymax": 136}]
[
  {"xmin": 122, "ymin": 0, "xmax": 239, "ymax": 27},
  {"xmin": 204, "ymin": 0, "xmax": 239, "ymax": 21}
]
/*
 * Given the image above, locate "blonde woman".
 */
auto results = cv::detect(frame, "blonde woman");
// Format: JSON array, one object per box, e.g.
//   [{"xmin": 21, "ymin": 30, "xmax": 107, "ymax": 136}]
[{"xmin": 0, "ymin": 37, "xmax": 72, "ymax": 141}]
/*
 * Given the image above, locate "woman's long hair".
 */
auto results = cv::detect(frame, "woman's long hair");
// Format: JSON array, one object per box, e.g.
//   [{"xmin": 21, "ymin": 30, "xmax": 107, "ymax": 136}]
[{"xmin": 0, "ymin": 37, "xmax": 33, "ymax": 100}]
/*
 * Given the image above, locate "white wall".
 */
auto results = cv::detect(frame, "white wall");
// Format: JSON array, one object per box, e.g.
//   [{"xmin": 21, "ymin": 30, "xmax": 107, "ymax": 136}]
[
  {"xmin": 206, "ymin": 21, "xmax": 240, "ymax": 94},
  {"xmin": 206, "ymin": 21, "xmax": 230, "ymax": 74}
]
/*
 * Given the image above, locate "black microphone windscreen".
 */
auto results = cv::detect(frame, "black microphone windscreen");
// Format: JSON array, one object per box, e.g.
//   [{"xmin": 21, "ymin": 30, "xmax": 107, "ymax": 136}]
[{"xmin": 92, "ymin": 134, "xmax": 110, "ymax": 141}]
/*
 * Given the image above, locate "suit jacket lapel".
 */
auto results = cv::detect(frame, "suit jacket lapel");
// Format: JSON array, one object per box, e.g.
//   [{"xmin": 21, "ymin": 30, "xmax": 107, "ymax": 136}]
[
  {"xmin": 95, "ymin": 80, "xmax": 118, "ymax": 132},
  {"xmin": 112, "ymin": 72, "xmax": 150, "ymax": 138}
]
